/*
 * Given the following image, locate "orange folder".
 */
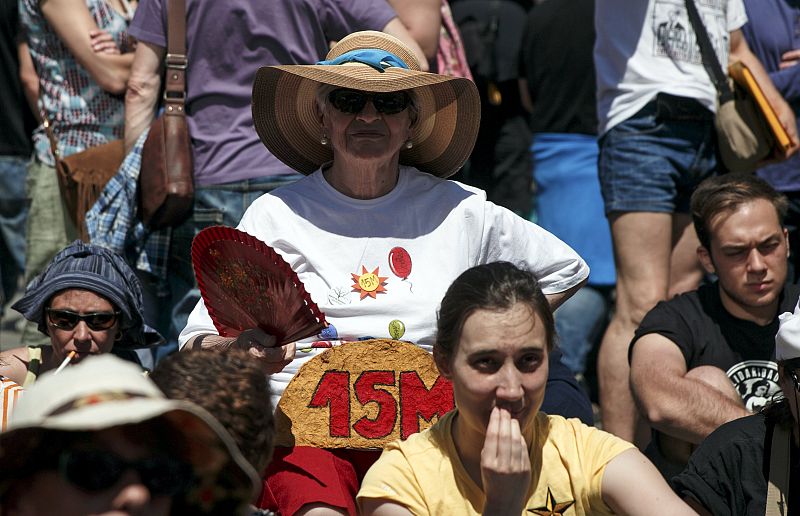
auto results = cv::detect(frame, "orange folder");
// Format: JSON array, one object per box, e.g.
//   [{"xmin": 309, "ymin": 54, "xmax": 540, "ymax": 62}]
[{"xmin": 728, "ymin": 61, "xmax": 794, "ymax": 154}]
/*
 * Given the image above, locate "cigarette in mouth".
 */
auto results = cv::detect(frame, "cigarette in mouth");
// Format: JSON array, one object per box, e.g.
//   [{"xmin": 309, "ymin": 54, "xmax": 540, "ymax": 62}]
[{"xmin": 54, "ymin": 350, "xmax": 77, "ymax": 374}]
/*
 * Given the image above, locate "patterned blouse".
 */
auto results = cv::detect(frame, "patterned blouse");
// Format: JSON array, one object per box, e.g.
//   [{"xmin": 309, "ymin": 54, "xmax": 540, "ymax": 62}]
[{"xmin": 20, "ymin": 0, "xmax": 134, "ymax": 165}]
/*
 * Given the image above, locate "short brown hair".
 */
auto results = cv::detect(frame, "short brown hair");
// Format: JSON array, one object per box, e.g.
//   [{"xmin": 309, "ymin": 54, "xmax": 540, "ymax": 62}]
[
  {"xmin": 150, "ymin": 349, "xmax": 274, "ymax": 474},
  {"xmin": 435, "ymin": 262, "xmax": 555, "ymax": 366},
  {"xmin": 690, "ymin": 174, "xmax": 787, "ymax": 251}
]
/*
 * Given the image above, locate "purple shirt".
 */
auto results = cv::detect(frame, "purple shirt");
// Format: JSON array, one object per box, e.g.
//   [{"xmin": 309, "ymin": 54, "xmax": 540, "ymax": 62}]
[
  {"xmin": 741, "ymin": 0, "xmax": 800, "ymax": 190},
  {"xmin": 129, "ymin": 0, "xmax": 396, "ymax": 185}
]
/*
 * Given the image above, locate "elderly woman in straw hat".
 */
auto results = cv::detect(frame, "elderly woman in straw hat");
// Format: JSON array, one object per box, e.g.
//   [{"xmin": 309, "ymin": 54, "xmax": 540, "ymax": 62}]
[
  {"xmin": 0, "ymin": 241, "xmax": 162, "ymax": 386},
  {"xmin": 674, "ymin": 303, "xmax": 800, "ymax": 514},
  {"xmin": 0, "ymin": 354, "xmax": 260, "ymax": 515},
  {"xmin": 179, "ymin": 30, "xmax": 588, "ymax": 515}
]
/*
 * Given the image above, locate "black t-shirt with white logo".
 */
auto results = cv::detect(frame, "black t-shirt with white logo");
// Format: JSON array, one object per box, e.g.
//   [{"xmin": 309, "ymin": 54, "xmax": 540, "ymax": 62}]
[{"xmin": 632, "ymin": 281, "xmax": 800, "ymax": 410}]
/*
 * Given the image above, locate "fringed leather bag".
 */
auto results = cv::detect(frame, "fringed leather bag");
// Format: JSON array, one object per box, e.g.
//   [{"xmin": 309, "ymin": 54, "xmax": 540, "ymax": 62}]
[{"xmin": 44, "ymin": 118, "xmax": 124, "ymax": 241}]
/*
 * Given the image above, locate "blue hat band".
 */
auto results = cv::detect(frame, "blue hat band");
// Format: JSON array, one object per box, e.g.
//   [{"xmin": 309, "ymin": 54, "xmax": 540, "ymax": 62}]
[{"xmin": 316, "ymin": 48, "xmax": 409, "ymax": 73}]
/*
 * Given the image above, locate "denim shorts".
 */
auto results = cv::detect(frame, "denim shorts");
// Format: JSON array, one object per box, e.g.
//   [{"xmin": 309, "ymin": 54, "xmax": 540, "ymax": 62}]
[{"xmin": 598, "ymin": 93, "xmax": 718, "ymax": 214}]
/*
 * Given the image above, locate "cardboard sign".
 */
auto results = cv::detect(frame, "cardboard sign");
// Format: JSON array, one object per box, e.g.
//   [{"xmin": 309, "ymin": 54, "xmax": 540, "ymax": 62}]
[{"xmin": 275, "ymin": 339, "xmax": 453, "ymax": 448}]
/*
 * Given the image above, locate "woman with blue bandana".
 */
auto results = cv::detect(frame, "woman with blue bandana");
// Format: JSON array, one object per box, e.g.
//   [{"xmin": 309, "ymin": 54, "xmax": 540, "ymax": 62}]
[
  {"xmin": 179, "ymin": 31, "xmax": 589, "ymax": 515},
  {"xmin": 1, "ymin": 241, "xmax": 162, "ymax": 386}
]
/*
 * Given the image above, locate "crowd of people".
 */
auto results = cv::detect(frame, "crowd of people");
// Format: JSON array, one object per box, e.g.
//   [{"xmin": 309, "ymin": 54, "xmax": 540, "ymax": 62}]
[{"xmin": 2, "ymin": 0, "xmax": 800, "ymax": 514}]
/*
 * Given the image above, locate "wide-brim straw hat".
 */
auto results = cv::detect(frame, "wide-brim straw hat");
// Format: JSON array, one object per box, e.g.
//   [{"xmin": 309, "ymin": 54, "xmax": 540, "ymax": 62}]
[{"xmin": 252, "ymin": 30, "xmax": 480, "ymax": 178}]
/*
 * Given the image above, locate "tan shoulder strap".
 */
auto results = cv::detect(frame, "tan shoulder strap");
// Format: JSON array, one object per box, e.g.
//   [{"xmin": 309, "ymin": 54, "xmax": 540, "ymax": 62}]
[{"xmin": 766, "ymin": 423, "xmax": 791, "ymax": 516}]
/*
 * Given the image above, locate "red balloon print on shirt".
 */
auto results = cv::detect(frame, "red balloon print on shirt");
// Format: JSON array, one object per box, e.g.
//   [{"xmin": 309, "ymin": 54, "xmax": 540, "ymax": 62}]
[{"xmin": 388, "ymin": 247, "xmax": 412, "ymax": 279}]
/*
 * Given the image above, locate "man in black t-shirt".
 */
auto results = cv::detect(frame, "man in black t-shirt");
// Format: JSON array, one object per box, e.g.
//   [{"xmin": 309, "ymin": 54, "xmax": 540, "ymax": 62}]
[{"xmin": 629, "ymin": 175, "xmax": 800, "ymax": 482}]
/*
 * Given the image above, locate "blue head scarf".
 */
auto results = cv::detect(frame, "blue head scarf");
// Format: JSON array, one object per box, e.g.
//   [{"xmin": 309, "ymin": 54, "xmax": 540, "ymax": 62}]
[{"xmin": 12, "ymin": 241, "xmax": 163, "ymax": 348}]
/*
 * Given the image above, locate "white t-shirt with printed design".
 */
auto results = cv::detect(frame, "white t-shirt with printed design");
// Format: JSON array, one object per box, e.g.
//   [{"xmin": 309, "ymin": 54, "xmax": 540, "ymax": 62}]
[
  {"xmin": 179, "ymin": 167, "xmax": 589, "ymax": 404},
  {"xmin": 595, "ymin": 0, "xmax": 748, "ymax": 135}
]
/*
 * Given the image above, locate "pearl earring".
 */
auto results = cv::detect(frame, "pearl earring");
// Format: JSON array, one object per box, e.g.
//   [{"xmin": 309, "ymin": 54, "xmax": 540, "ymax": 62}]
[
  {"xmin": 320, "ymin": 135, "xmax": 329, "ymax": 146},
  {"xmin": 404, "ymin": 139, "xmax": 413, "ymax": 149}
]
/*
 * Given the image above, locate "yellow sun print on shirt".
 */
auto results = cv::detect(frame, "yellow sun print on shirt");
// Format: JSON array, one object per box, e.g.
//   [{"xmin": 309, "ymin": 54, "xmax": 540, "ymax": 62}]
[{"xmin": 351, "ymin": 266, "xmax": 388, "ymax": 300}]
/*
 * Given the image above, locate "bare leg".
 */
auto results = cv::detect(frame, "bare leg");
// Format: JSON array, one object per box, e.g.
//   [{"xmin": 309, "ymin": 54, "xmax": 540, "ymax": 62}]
[
  {"xmin": 599, "ymin": 212, "xmax": 705, "ymax": 444},
  {"xmin": 668, "ymin": 214, "xmax": 705, "ymax": 297},
  {"xmin": 599, "ymin": 212, "xmax": 672, "ymax": 443}
]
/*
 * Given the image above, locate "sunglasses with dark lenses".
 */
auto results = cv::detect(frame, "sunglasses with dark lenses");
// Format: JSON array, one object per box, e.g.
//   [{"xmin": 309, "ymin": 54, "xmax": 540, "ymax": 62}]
[
  {"xmin": 46, "ymin": 308, "xmax": 120, "ymax": 331},
  {"xmin": 59, "ymin": 449, "xmax": 193, "ymax": 496},
  {"xmin": 328, "ymin": 89, "xmax": 410, "ymax": 115}
]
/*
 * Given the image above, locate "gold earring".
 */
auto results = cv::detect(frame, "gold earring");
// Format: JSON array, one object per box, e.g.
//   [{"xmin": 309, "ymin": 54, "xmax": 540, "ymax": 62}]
[{"xmin": 404, "ymin": 139, "xmax": 413, "ymax": 149}]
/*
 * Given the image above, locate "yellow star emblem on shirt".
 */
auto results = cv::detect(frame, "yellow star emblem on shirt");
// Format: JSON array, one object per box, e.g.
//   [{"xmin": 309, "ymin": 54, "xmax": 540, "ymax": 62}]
[{"xmin": 528, "ymin": 487, "xmax": 575, "ymax": 515}]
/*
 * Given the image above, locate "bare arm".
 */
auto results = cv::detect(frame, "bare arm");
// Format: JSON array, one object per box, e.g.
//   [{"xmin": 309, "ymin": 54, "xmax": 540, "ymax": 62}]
[
  {"xmin": 381, "ymin": 17, "xmax": 429, "ymax": 72},
  {"xmin": 519, "ymin": 78, "xmax": 533, "ymax": 114},
  {"xmin": 544, "ymin": 277, "xmax": 587, "ymax": 312},
  {"xmin": 0, "ymin": 347, "xmax": 36, "ymax": 386},
  {"xmin": 40, "ymin": 0, "xmax": 134, "ymax": 94},
  {"xmin": 729, "ymin": 29, "xmax": 798, "ymax": 152},
  {"xmin": 124, "ymin": 41, "xmax": 163, "ymax": 153},
  {"xmin": 17, "ymin": 38, "xmax": 39, "ymax": 118},
  {"xmin": 602, "ymin": 449, "xmax": 696, "ymax": 515},
  {"xmin": 183, "ymin": 328, "xmax": 296, "ymax": 375},
  {"xmin": 360, "ymin": 500, "xmax": 414, "ymax": 516},
  {"xmin": 385, "ymin": 0, "xmax": 441, "ymax": 61},
  {"xmin": 630, "ymin": 333, "xmax": 749, "ymax": 443},
  {"xmin": 683, "ymin": 496, "xmax": 713, "ymax": 516}
]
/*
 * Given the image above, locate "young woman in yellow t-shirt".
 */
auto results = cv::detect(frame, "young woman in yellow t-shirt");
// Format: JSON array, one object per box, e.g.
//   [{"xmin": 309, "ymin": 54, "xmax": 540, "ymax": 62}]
[{"xmin": 358, "ymin": 262, "xmax": 696, "ymax": 515}]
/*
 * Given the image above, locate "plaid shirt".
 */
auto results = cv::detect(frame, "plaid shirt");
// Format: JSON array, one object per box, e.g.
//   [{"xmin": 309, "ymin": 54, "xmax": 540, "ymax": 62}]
[
  {"xmin": 21, "ymin": 0, "xmax": 133, "ymax": 165},
  {"xmin": 85, "ymin": 130, "xmax": 171, "ymax": 280}
]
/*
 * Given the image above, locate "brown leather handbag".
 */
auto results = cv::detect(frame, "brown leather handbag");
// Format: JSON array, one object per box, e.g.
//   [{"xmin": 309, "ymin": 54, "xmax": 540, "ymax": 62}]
[
  {"xmin": 44, "ymin": 118, "xmax": 124, "ymax": 242},
  {"xmin": 138, "ymin": 0, "xmax": 194, "ymax": 229}
]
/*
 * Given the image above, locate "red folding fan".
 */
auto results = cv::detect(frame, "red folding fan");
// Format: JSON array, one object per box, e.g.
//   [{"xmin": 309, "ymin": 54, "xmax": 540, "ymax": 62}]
[{"xmin": 191, "ymin": 226, "xmax": 327, "ymax": 344}]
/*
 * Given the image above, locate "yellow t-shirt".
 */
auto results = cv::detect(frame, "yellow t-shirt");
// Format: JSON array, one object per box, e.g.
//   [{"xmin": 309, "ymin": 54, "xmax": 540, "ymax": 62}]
[{"xmin": 357, "ymin": 410, "xmax": 634, "ymax": 515}]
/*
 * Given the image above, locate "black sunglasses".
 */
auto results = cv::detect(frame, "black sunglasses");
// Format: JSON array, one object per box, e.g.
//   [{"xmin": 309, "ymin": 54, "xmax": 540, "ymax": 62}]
[
  {"xmin": 46, "ymin": 308, "xmax": 120, "ymax": 331},
  {"xmin": 59, "ymin": 449, "xmax": 193, "ymax": 496},
  {"xmin": 328, "ymin": 89, "xmax": 410, "ymax": 115}
]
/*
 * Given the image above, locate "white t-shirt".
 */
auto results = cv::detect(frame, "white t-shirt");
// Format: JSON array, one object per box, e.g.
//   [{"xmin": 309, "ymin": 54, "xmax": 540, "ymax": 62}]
[
  {"xmin": 595, "ymin": 0, "xmax": 747, "ymax": 135},
  {"xmin": 180, "ymin": 167, "xmax": 589, "ymax": 404}
]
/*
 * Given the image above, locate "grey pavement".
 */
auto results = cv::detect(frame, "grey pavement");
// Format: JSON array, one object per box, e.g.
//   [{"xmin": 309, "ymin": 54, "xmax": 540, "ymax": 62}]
[{"xmin": 1, "ymin": 290, "xmax": 25, "ymax": 351}]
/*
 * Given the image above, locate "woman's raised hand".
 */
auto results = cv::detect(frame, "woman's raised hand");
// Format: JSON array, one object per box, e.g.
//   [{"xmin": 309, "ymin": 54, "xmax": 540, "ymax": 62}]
[
  {"xmin": 234, "ymin": 328, "xmax": 296, "ymax": 374},
  {"xmin": 480, "ymin": 406, "xmax": 531, "ymax": 516}
]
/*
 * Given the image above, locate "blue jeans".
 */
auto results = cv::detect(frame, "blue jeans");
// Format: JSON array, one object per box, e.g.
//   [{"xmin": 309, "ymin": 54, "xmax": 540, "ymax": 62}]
[
  {"xmin": 145, "ymin": 174, "xmax": 303, "ymax": 361},
  {"xmin": 554, "ymin": 286, "xmax": 611, "ymax": 376},
  {"xmin": 0, "ymin": 156, "xmax": 29, "ymax": 311},
  {"xmin": 598, "ymin": 94, "xmax": 718, "ymax": 214}
]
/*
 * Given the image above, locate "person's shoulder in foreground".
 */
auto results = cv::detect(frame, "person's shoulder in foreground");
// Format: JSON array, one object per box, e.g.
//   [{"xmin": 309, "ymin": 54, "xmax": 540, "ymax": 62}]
[
  {"xmin": 673, "ymin": 413, "xmax": 769, "ymax": 515},
  {"xmin": 0, "ymin": 354, "xmax": 259, "ymax": 515}
]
